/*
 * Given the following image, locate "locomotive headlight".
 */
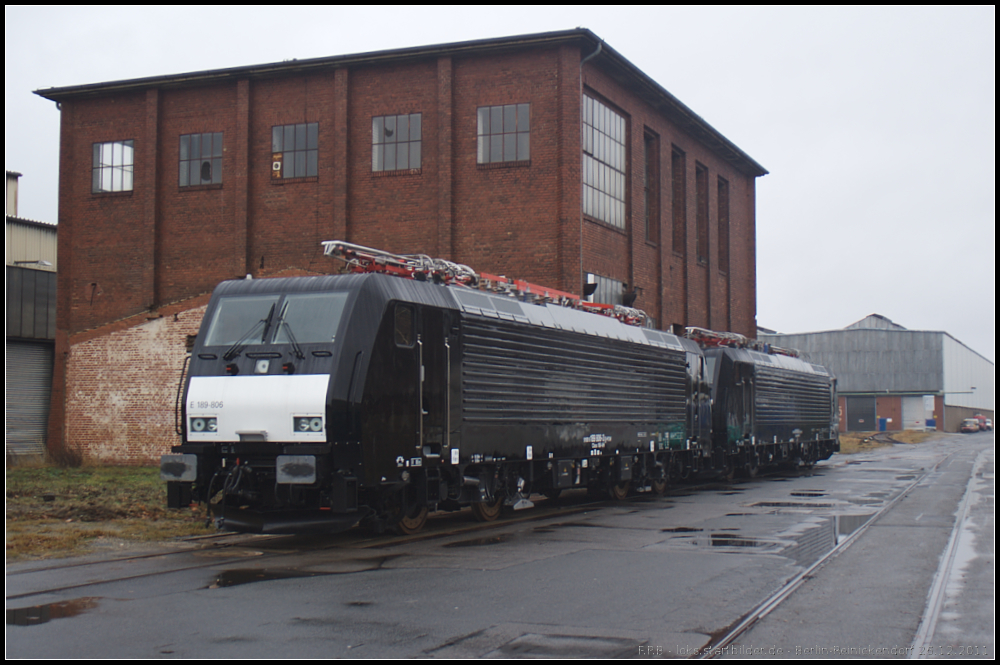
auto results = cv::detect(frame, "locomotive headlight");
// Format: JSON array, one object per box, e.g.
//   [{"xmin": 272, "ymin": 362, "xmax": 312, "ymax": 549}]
[
  {"xmin": 294, "ymin": 416, "xmax": 324, "ymax": 433},
  {"xmin": 190, "ymin": 417, "xmax": 218, "ymax": 433}
]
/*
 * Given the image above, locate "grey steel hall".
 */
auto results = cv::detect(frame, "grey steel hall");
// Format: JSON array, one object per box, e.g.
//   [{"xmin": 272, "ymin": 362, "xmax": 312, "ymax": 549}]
[{"xmin": 759, "ymin": 314, "xmax": 994, "ymax": 433}]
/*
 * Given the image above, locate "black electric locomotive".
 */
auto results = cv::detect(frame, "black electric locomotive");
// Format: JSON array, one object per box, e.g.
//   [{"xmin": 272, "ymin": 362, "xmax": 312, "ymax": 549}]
[
  {"xmin": 699, "ymin": 337, "xmax": 839, "ymax": 478},
  {"xmin": 162, "ymin": 242, "xmax": 837, "ymax": 534}
]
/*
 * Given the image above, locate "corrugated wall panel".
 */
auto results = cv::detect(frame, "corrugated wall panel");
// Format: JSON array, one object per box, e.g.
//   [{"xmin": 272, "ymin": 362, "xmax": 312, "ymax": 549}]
[
  {"xmin": 5, "ymin": 221, "xmax": 58, "ymax": 270},
  {"xmin": 6, "ymin": 265, "xmax": 57, "ymax": 341}
]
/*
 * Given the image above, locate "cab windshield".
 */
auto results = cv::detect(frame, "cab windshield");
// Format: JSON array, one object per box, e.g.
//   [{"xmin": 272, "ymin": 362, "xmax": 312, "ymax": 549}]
[{"xmin": 203, "ymin": 291, "xmax": 350, "ymax": 347}]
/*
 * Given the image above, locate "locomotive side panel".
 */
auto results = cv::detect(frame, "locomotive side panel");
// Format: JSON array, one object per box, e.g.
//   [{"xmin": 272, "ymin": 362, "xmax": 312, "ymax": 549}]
[
  {"xmin": 754, "ymin": 364, "xmax": 836, "ymax": 444},
  {"xmin": 459, "ymin": 315, "xmax": 691, "ymax": 459}
]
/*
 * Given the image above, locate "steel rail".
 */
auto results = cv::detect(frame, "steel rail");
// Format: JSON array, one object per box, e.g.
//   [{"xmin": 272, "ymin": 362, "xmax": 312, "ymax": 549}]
[{"xmin": 698, "ymin": 448, "xmax": 962, "ymax": 659}]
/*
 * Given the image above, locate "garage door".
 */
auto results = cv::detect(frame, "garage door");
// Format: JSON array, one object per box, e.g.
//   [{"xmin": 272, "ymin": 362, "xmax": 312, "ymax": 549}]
[
  {"xmin": 6, "ymin": 341, "xmax": 53, "ymax": 457},
  {"xmin": 846, "ymin": 395, "xmax": 876, "ymax": 432}
]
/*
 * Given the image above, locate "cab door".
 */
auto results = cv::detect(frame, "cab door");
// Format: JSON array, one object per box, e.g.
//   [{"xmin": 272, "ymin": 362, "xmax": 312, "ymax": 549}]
[{"xmin": 418, "ymin": 308, "xmax": 452, "ymax": 460}]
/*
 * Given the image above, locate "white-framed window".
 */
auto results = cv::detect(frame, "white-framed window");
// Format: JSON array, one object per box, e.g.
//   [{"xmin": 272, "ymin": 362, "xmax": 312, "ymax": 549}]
[
  {"xmin": 271, "ymin": 123, "xmax": 318, "ymax": 179},
  {"xmin": 585, "ymin": 273, "xmax": 625, "ymax": 306},
  {"xmin": 92, "ymin": 140, "xmax": 134, "ymax": 193},
  {"xmin": 372, "ymin": 113, "xmax": 422, "ymax": 172},
  {"xmin": 582, "ymin": 94, "xmax": 626, "ymax": 229},
  {"xmin": 477, "ymin": 103, "xmax": 530, "ymax": 164},
  {"xmin": 179, "ymin": 132, "xmax": 223, "ymax": 186}
]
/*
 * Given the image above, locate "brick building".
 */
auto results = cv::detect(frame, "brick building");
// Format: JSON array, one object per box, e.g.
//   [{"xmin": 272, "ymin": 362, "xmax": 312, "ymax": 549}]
[{"xmin": 35, "ymin": 29, "xmax": 767, "ymax": 462}]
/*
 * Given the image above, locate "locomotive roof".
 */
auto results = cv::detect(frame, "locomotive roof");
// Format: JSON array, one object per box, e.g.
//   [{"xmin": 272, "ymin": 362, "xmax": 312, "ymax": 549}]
[
  {"xmin": 210, "ymin": 273, "xmax": 695, "ymax": 354},
  {"xmin": 705, "ymin": 345, "xmax": 832, "ymax": 377}
]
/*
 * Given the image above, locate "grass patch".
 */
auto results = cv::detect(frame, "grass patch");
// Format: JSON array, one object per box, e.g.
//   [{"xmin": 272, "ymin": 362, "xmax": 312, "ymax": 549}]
[
  {"xmin": 6, "ymin": 466, "xmax": 212, "ymax": 561},
  {"xmin": 838, "ymin": 429, "xmax": 943, "ymax": 454}
]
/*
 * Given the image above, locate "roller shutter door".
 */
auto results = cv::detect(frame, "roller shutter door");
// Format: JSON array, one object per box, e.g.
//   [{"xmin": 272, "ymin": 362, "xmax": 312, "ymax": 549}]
[
  {"xmin": 5, "ymin": 341, "xmax": 53, "ymax": 457},
  {"xmin": 901, "ymin": 395, "xmax": 930, "ymax": 430},
  {"xmin": 846, "ymin": 395, "xmax": 875, "ymax": 432}
]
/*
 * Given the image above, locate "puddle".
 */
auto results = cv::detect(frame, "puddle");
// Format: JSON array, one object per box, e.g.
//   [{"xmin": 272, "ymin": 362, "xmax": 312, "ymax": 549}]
[
  {"xmin": 790, "ymin": 491, "xmax": 826, "ymax": 497},
  {"xmin": 895, "ymin": 475, "xmax": 917, "ymax": 480},
  {"xmin": 559, "ymin": 522, "xmax": 608, "ymax": 529},
  {"xmin": 345, "ymin": 600, "xmax": 374, "ymax": 607},
  {"xmin": 751, "ymin": 501, "xmax": 837, "ymax": 508},
  {"xmin": 711, "ymin": 534, "xmax": 769, "ymax": 548},
  {"xmin": 444, "ymin": 534, "xmax": 512, "ymax": 548},
  {"xmin": 212, "ymin": 568, "xmax": 329, "ymax": 588},
  {"xmin": 662, "ymin": 526, "xmax": 703, "ymax": 533},
  {"xmin": 487, "ymin": 633, "xmax": 637, "ymax": 658},
  {"xmin": 7, "ymin": 597, "xmax": 98, "ymax": 626},
  {"xmin": 781, "ymin": 518, "xmax": 838, "ymax": 565},
  {"xmin": 675, "ymin": 533, "xmax": 783, "ymax": 553},
  {"xmin": 193, "ymin": 548, "xmax": 264, "ymax": 558},
  {"xmin": 837, "ymin": 514, "xmax": 873, "ymax": 539}
]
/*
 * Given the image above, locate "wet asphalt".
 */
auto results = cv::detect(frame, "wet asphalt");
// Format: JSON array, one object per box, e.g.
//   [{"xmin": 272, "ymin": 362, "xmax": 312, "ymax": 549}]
[{"xmin": 6, "ymin": 433, "xmax": 993, "ymax": 658}]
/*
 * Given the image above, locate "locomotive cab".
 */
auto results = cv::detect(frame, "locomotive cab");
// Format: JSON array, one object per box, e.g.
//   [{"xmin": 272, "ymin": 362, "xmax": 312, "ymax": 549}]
[{"xmin": 162, "ymin": 274, "xmax": 377, "ymax": 532}]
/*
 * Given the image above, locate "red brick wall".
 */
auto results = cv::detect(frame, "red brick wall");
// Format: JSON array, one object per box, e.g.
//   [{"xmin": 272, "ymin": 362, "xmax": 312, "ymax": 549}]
[
  {"xmin": 157, "ymin": 84, "xmax": 245, "ymax": 303},
  {"xmin": 451, "ymin": 48, "xmax": 568, "ymax": 289},
  {"xmin": 347, "ymin": 59, "xmax": 440, "ymax": 255},
  {"xmin": 579, "ymin": 62, "xmax": 757, "ymax": 337},
  {"xmin": 248, "ymin": 72, "xmax": 339, "ymax": 278},
  {"xmin": 64, "ymin": 304, "xmax": 205, "ymax": 463},
  {"xmin": 57, "ymin": 92, "xmax": 154, "ymax": 335},
  {"xmin": 875, "ymin": 395, "xmax": 903, "ymax": 432}
]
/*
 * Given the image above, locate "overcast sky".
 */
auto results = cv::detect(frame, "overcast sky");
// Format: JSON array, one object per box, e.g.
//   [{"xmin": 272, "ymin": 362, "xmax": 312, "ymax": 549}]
[{"xmin": 5, "ymin": 6, "xmax": 995, "ymax": 363}]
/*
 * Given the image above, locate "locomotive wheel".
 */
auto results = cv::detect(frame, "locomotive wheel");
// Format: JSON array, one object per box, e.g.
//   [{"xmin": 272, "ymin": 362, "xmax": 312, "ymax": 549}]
[
  {"xmin": 470, "ymin": 496, "xmax": 504, "ymax": 522},
  {"xmin": 543, "ymin": 488, "xmax": 563, "ymax": 500},
  {"xmin": 396, "ymin": 505, "xmax": 428, "ymax": 534},
  {"xmin": 609, "ymin": 481, "xmax": 630, "ymax": 501},
  {"xmin": 390, "ymin": 486, "xmax": 428, "ymax": 535},
  {"xmin": 651, "ymin": 478, "xmax": 668, "ymax": 496}
]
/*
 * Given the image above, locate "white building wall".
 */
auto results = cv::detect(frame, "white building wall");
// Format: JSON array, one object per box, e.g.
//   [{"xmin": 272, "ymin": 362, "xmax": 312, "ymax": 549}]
[{"xmin": 942, "ymin": 335, "xmax": 994, "ymax": 410}]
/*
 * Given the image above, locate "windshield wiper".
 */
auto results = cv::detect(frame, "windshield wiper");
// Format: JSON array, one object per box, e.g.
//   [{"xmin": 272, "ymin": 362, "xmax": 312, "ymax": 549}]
[
  {"xmin": 275, "ymin": 301, "xmax": 305, "ymax": 360},
  {"xmin": 223, "ymin": 303, "xmax": 276, "ymax": 361}
]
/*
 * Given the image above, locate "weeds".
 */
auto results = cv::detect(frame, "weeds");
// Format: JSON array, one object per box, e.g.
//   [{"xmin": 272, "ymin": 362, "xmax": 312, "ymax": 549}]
[
  {"xmin": 6, "ymin": 466, "xmax": 211, "ymax": 561},
  {"xmin": 838, "ymin": 429, "xmax": 942, "ymax": 454}
]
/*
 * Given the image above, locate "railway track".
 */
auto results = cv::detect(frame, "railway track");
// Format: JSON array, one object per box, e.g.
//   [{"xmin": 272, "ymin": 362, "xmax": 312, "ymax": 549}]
[
  {"xmin": 697, "ymin": 449, "xmax": 964, "ymax": 659},
  {"xmin": 6, "ymin": 475, "xmax": 742, "ymax": 604}
]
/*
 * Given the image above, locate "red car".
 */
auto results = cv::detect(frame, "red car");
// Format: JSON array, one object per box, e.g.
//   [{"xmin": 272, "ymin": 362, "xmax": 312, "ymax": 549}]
[{"xmin": 961, "ymin": 418, "xmax": 981, "ymax": 433}]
